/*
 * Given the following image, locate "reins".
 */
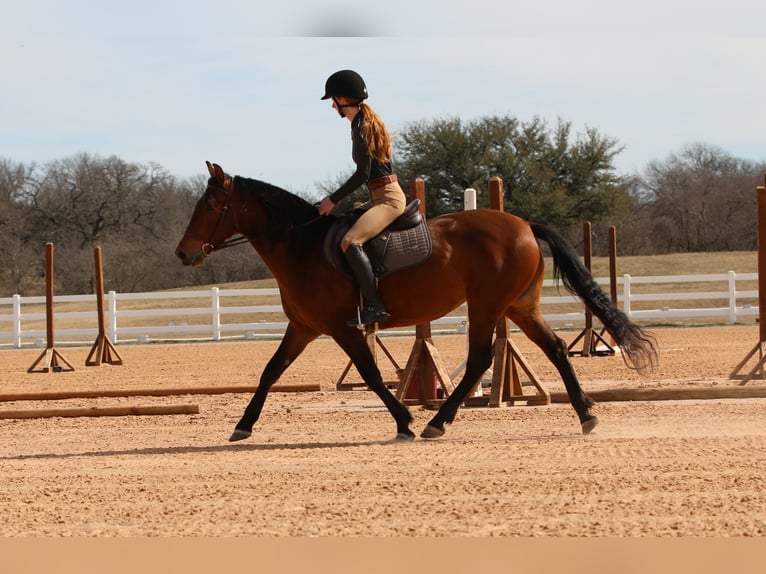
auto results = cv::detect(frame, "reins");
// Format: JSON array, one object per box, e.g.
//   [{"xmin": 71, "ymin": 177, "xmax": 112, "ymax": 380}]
[{"xmin": 290, "ymin": 213, "xmax": 323, "ymax": 231}]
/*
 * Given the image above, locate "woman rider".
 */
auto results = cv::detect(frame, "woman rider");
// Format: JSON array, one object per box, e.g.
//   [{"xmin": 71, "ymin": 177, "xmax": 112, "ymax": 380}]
[{"xmin": 317, "ymin": 70, "xmax": 406, "ymax": 327}]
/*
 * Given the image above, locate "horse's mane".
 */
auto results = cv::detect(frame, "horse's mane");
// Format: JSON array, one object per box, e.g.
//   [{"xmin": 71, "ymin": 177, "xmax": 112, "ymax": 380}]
[{"xmin": 235, "ymin": 176, "xmax": 328, "ymax": 238}]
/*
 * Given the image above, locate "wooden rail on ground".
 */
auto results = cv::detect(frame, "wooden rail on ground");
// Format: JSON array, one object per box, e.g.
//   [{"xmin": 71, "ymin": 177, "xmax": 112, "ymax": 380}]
[
  {"xmin": 550, "ymin": 385, "xmax": 766, "ymax": 404},
  {"xmin": 0, "ymin": 384, "xmax": 320, "ymax": 403},
  {"xmin": 0, "ymin": 404, "xmax": 199, "ymax": 420}
]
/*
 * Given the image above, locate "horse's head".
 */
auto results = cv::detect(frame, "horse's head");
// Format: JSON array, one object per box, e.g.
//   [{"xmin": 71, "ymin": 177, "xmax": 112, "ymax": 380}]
[{"xmin": 175, "ymin": 161, "xmax": 251, "ymax": 266}]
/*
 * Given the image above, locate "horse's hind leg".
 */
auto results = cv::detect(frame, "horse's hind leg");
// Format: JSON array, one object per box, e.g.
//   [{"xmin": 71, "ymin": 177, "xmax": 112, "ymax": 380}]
[
  {"xmin": 508, "ymin": 306, "xmax": 597, "ymax": 434},
  {"xmin": 230, "ymin": 321, "xmax": 318, "ymax": 442},
  {"xmin": 421, "ymin": 319, "xmax": 495, "ymax": 438}
]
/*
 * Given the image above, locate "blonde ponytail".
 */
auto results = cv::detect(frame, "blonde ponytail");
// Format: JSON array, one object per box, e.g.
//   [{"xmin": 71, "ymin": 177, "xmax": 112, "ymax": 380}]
[{"xmin": 359, "ymin": 103, "xmax": 392, "ymax": 163}]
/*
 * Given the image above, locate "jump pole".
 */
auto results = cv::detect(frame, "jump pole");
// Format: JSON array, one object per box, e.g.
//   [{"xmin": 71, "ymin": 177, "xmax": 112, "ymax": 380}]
[
  {"xmin": 567, "ymin": 221, "xmax": 615, "ymax": 357},
  {"xmin": 0, "ymin": 383, "xmax": 320, "ymax": 403},
  {"xmin": 479, "ymin": 176, "xmax": 549, "ymax": 407},
  {"xmin": 730, "ymin": 175, "xmax": 766, "ymax": 383},
  {"xmin": 27, "ymin": 242, "xmax": 74, "ymax": 373},
  {"xmin": 85, "ymin": 245, "xmax": 123, "ymax": 366},
  {"xmin": 395, "ymin": 178, "xmax": 455, "ymax": 404},
  {"xmin": 550, "ymin": 384, "xmax": 766, "ymax": 404},
  {"xmin": 0, "ymin": 404, "xmax": 199, "ymax": 420}
]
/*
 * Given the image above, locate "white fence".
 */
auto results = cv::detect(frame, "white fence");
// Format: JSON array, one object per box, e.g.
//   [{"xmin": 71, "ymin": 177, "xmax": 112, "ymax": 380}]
[{"xmin": 0, "ymin": 273, "xmax": 759, "ymax": 349}]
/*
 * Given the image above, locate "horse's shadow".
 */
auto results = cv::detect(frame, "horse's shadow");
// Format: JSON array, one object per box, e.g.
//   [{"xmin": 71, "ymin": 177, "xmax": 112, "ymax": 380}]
[
  {"xmin": 0, "ymin": 437, "xmax": 418, "ymax": 462},
  {"xmin": 0, "ymin": 432, "xmax": 578, "ymax": 462}
]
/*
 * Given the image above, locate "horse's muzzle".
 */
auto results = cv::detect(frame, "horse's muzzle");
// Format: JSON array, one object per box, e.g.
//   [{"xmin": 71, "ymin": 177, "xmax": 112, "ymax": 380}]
[{"xmin": 175, "ymin": 241, "xmax": 208, "ymax": 267}]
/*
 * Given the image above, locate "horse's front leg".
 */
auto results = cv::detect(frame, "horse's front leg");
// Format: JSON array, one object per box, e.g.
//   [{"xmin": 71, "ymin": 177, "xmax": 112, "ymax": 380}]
[
  {"xmin": 421, "ymin": 321, "xmax": 494, "ymax": 438},
  {"xmin": 334, "ymin": 331, "xmax": 414, "ymax": 441},
  {"xmin": 229, "ymin": 322, "xmax": 318, "ymax": 442}
]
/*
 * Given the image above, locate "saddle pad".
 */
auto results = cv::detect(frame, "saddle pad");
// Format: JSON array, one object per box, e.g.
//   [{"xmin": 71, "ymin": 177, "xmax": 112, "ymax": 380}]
[{"xmin": 323, "ymin": 216, "xmax": 432, "ymax": 279}]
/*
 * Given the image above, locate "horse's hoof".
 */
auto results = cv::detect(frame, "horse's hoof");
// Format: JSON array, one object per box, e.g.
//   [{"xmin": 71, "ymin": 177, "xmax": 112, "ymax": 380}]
[
  {"xmin": 581, "ymin": 416, "xmax": 598, "ymax": 435},
  {"xmin": 394, "ymin": 431, "xmax": 415, "ymax": 442},
  {"xmin": 229, "ymin": 429, "xmax": 252, "ymax": 442},
  {"xmin": 420, "ymin": 424, "xmax": 445, "ymax": 439}
]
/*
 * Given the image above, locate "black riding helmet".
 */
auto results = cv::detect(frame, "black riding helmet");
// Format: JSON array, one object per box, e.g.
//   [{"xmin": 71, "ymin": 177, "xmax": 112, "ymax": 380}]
[{"xmin": 321, "ymin": 70, "xmax": 368, "ymax": 101}]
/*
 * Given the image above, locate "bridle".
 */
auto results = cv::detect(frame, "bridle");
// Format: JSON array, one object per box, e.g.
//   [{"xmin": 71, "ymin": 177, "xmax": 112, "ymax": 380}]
[
  {"xmin": 188, "ymin": 175, "xmax": 250, "ymax": 260},
  {"xmin": 184, "ymin": 172, "xmax": 326, "ymax": 263}
]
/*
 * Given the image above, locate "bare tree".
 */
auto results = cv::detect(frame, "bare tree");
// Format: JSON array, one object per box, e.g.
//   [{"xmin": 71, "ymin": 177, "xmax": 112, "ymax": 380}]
[
  {"xmin": 20, "ymin": 153, "xmax": 173, "ymax": 248},
  {"xmin": 631, "ymin": 143, "xmax": 763, "ymax": 253},
  {"xmin": 0, "ymin": 159, "xmax": 45, "ymax": 295}
]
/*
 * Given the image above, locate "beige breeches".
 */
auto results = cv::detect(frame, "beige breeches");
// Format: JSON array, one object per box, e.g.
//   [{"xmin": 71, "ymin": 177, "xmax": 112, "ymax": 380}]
[{"xmin": 341, "ymin": 182, "xmax": 406, "ymax": 251}]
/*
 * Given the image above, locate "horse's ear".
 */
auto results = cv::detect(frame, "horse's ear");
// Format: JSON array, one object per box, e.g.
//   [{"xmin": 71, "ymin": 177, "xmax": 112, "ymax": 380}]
[{"xmin": 206, "ymin": 161, "xmax": 226, "ymax": 183}]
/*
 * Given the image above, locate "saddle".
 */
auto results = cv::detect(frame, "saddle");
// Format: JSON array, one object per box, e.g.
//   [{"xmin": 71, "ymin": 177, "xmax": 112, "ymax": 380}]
[{"xmin": 323, "ymin": 199, "xmax": 432, "ymax": 279}]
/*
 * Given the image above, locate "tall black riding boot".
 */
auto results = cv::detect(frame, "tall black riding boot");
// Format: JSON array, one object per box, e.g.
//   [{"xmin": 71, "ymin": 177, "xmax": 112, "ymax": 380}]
[{"xmin": 343, "ymin": 243, "xmax": 390, "ymax": 327}]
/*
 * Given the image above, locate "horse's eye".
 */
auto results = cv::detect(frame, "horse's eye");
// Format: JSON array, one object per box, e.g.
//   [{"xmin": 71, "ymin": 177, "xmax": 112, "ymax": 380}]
[{"xmin": 204, "ymin": 191, "xmax": 217, "ymax": 210}]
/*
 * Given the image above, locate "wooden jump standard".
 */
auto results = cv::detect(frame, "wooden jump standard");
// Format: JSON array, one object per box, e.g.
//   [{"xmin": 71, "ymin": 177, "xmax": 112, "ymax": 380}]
[
  {"xmin": 27, "ymin": 243, "xmax": 74, "ymax": 373},
  {"xmin": 85, "ymin": 245, "xmax": 123, "ymax": 366},
  {"xmin": 602, "ymin": 225, "xmax": 618, "ymax": 348},
  {"xmin": 567, "ymin": 221, "xmax": 616, "ymax": 358},
  {"xmin": 731, "ymin": 175, "xmax": 766, "ymax": 383},
  {"xmin": 482, "ymin": 176, "xmax": 549, "ymax": 407},
  {"xmin": 396, "ymin": 178, "xmax": 455, "ymax": 404}
]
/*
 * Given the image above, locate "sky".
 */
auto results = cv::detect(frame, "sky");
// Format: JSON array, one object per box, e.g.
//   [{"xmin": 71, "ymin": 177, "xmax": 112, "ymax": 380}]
[{"xmin": 3, "ymin": 1, "xmax": 766, "ymax": 199}]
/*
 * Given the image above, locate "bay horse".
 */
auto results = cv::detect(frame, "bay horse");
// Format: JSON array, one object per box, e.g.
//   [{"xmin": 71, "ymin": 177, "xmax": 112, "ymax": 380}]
[{"xmin": 176, "ymin": 162, "xmax": 657, "ymax": 442}]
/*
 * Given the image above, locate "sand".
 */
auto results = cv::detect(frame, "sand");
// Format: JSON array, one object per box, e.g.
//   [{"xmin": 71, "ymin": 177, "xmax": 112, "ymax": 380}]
[{"xmin": 1, "ymin": 324, "xmax": 765, "ymax": 537}]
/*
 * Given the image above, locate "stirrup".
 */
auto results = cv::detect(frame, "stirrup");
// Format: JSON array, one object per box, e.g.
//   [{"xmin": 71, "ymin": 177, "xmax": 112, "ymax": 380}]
[{"xmin": 347, "ymin": 306, "xmax": 390, "ymax": 328}]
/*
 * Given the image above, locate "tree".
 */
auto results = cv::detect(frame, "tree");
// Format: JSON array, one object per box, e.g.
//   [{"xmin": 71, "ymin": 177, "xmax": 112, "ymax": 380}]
[
  {"xmin": 19, "ymin": 153, "xmax": 174, "ymax": 248},
  {"xmin": 0, "ymin": 159, "xmax": 46, "ymax": 295},
  {"xmin": 14, "ymin": 154, "xmax": 183, "ymax": 293},
  {"xmin": 393, "ymin": 115, "xmax": 631, "ymax": 230},
  {"xmin": 0, "ymin": 154, "xmax": 274, "ymax": 295},
  {"xmin": 627, "ymin": 143, "xmax": 763, "ymax": 253}
]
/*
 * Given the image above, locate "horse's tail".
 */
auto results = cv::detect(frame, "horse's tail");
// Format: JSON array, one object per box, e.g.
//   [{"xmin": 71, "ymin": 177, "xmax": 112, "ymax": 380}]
[{"xmin": 530, "ymin": 222, "xmax": 658, "ymax": 373}]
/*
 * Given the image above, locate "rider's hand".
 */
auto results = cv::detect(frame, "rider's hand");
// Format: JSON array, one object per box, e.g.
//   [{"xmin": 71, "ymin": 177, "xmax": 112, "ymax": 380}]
[{"xmin": 318, "ymin": 197, "xmax": 336, "ymax": 216}]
